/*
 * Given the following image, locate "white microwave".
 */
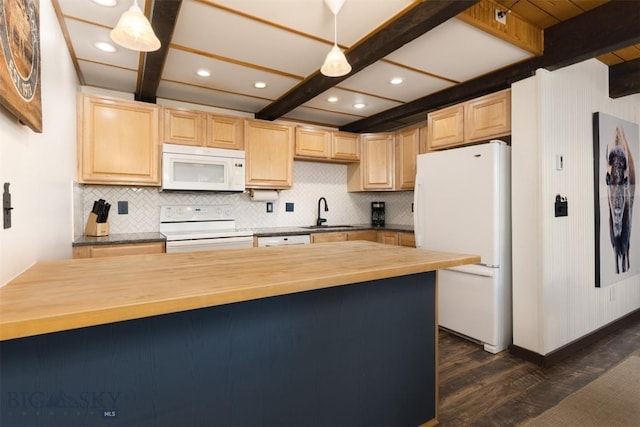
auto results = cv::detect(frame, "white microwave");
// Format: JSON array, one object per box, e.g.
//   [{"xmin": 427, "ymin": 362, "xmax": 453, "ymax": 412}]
[{"xmin": 162, "ymin": 144, "xmax": 245, "ymax": 192}]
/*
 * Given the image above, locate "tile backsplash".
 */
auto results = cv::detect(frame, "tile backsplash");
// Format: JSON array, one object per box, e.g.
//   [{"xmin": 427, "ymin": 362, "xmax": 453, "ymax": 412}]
[{"xmin": 75, "ymin": 161, "xmax": 414, "ymax": 238}]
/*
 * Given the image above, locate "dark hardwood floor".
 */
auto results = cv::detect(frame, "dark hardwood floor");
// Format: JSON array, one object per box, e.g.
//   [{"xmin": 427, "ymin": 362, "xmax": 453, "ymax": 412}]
[{"xmin": 436, "ymin": 316, "xmax": 640, "ymax": 426}]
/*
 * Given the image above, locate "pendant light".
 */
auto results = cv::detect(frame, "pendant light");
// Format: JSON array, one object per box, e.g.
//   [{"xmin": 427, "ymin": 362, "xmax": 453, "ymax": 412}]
[
  {"xmin": 321, "ymin": 0, "xmax": 351, "ymax": 77},
  {"xmin": 110, "ymin": 0, "xmax": 160, "ymax": 52}
]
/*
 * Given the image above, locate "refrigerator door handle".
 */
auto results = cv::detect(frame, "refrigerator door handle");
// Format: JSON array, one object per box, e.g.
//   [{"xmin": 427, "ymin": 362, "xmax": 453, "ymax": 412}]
[
  {"xmin": 414, "ymin": 181, "xmax": 422, "ymax": 248},
  {"xmin": 445, "ymin": 264, "xmax": 495, "ymax": 277}
]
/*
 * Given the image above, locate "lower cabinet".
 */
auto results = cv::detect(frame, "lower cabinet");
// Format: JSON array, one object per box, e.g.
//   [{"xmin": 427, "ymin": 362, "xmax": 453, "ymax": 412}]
[
  {"xmin": 377, "ymin": 231, "xmax": 399, "ymax": 246},
  {"xmin": 310, "ymin": 232, "xmax": 347, "ymax": 243},
  {"xmin": 398, "ymin": 232, "xmax": 416, "ymax": 248},
  {"xmin": 347, "ymin": 230, "xmax": 378, "ymax": 242},
  {"xmin": 310, "ymin": 230, "xmax": 414, "ymax": 246},
  {"xmin": 73, "ymin": 242, "xmax": 165, "ymax": 259}
]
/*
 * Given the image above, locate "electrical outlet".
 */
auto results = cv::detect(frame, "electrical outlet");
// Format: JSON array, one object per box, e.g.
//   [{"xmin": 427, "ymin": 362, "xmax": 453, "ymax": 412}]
[
  {"xmin": 118, "ymin": 200, "xmax": 128, "ymax": 215},
  {"xmin": 495, "ymin": 9, "xmax": 507, "ymax": 24},
  {"xmin": 266, "ymin": 202, "xmax": 273, "ymax": 213},
  {"xmin": 285, "ymin": 202, "xmax": 294, "ymax": 212}
]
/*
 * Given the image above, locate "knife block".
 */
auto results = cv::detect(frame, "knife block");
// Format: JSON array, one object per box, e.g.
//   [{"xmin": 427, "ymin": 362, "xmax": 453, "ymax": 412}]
[{"xmin": 84, "ymin": 212, "xmax": 109, "ymax": 237}]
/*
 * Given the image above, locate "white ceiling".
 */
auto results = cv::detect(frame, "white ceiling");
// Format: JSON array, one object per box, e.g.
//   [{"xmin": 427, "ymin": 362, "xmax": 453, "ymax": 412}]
[{"xmin": 56, "ymin": 0, "xmax": 534, "ymax": 129}]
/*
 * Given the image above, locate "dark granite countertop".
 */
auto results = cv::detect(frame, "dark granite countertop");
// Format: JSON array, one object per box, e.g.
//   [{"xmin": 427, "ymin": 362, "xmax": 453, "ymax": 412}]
[
  {"xmin": 252, "ymin": 224, "xmax": 413, "ymax": 237},
  {"xmin": 72, "ymin": 226, "xmax": 413, "ymax": 245},
  {"xmin": 73, "ymin": 232, "xmax": 166, "ymax": 247}
]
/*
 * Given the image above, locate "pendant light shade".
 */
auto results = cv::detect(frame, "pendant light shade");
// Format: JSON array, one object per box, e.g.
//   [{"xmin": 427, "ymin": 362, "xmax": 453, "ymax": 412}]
[
  {"xmin": 321, "ymin": 45, "xmax": 351, "ymax": 77},
  {"xmin": 110, "ymin": 0, "xmax": 160, "ymax": 52},
  {"xmin": 321, "ymin": 0, "xmax": 351, "ymax": 77}
]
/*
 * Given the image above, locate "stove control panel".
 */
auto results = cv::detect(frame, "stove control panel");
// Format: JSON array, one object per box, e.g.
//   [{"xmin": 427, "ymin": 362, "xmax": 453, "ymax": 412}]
[{"xmin": 160, "ymin": 205, "xmax": 235, "ymax": 223}]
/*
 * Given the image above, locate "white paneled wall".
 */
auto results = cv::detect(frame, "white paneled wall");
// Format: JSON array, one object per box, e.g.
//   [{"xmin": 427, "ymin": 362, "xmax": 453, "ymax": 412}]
[
  {"xmin": 512, "ymin": 59, "xmax": 640, "ymax": 355},
  {"xmin": 76, "ymin": 161, "xmax": 414, "ymax": 237}
]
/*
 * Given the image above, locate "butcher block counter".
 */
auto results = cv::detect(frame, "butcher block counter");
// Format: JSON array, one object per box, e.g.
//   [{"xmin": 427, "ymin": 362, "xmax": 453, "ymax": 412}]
[
  {"xmin": 0, "ymin": 241, "xmax": 478, "ymax": 427},
  {"xmin": 0, "ymin": 241, "xmax": 477, "ymax": 341}
]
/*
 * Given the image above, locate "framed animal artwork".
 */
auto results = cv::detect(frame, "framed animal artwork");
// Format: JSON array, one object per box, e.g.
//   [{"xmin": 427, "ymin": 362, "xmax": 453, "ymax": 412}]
[
  {"xmin": 0, "ymin": 0, "xmax": 42, "ymax": 133},
  {"xmin": 593, "ymin": 112, "xmax": 639, "ymax": 287}
]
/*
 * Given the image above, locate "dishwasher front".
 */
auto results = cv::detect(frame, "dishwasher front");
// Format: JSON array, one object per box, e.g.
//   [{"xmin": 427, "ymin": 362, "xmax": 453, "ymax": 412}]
[{"xmin": 257, "ymin": 234, "xmax": 311, "ymax": 247}]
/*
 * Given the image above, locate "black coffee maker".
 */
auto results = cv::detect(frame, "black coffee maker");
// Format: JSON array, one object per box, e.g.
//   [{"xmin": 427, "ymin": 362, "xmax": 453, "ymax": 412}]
[{"xmin": 371, "ymin": 202, "xmax": 385, "ymax": 227}]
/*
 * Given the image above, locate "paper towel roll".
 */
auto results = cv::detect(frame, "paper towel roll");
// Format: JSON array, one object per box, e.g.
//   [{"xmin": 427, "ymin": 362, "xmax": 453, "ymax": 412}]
[{"xmin": 250, "ymin": 190, "xmax": 279, "ymax": 201}]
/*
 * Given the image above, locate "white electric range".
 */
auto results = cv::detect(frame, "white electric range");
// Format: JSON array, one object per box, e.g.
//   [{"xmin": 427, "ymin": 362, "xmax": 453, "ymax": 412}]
[{"xmin": 160, "ymin": 204, "xmax": 254, "ymax": 253}]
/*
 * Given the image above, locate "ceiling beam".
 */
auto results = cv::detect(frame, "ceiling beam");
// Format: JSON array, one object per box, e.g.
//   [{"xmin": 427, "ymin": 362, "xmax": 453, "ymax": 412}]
[
  {"xmin": 341, "ymin": 0, "xmax": 640, "ymax": 133},
  {"xmin": 609, "ymin": 58, "xmax": 640, "ymax": 98},
  {"xmin": 542, "ymin": 0, "xmax": 640, "ymax": 72},
  {"xmin": 255, "ymin": 0, "xmax": 480, "ymax": 122},
  {"xmin": 135, "ymin": 0, "xmax": 183, "ymax": 103}
]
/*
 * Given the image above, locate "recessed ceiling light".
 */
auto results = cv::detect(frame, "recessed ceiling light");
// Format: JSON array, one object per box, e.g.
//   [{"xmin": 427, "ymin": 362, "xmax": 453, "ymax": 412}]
[
  {"xmin": 91, "ymin": 0, "xmax": 117, "ymax": 6},
  {"xmin": 389, "ymin": 77, "xmax": 404, "ymax": 85},
  {"xmin": 353, "ymin": 103, "xmax": 366, "ymax": 109},
  {"xmin": 327, "ymin": 96, "xmax": 338, "ymax": 103},
  {"xmin": 93, "ymin": 41, "xmax": 117, "ymax": 53},
  {"xmin": 196, "ymin": 69, "xmax": 211, "ymax": 77},
  {"xmin": 253, "ymin": 82, "xmax": 267, "ymax": 89}
]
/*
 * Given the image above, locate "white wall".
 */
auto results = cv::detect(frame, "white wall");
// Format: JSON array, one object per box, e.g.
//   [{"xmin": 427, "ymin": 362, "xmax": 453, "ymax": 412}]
[
  {"xmin": 512, "ymin": 59, "xmax": 640, "ymax": 354},
  {"xmin": 0, "ymin": 1, "xmax": 78, "ymax": 286}
]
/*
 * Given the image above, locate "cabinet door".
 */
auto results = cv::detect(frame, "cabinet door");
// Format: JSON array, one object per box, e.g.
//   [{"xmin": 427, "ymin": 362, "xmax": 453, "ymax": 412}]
[
  {"xmin": 427, "ymin": 104, "xmax": 464, "ymax": 150},
  {"xmin": 362, "ymin": 133, "xmax": 394, "ymax": 190},
  {"xmin": 398, "ymin": 232, "xmax": 416, "ymax": 247},
  {"xmin": 245, "ymin": 119, "xmax": 294, "ymax": 189},
  {"xmin": 73, "ymin": 242, "xmax": 165, "ymax": 258},
  {"xmin": 79, "ymin": 94, "xmax": 160, "ymax": 186},
  {"xmin": 377, "ymin": 231, "xmax": 399, "ymax": 245},
  {"xmin": 331, "ymin": 132, "xmax": 359, "ymax": 162},
  {"xmin": 206, "ymin": 114, "xmax": 244, "ymax": 150},
  {"xmin": 464, "ymin": 89, "xmax": 511, "ymax": 142},
  {"xmin": 163, "ymin": 108, "xmax": 203, "ymax": 146},
  {"xmin": 347, "ymin": 230, "xmax": 377, "ymax": 242},
  {"xmin": 395, "ymin": 127, "xmax": 419, "ymax": 190},
  {"xmin": 295, "ymin": 127, "xmax": 330, "ymax": 159},
  {"xmin": 418, "ymin": 124, "xmax": 428, "ymax": 154},
  {"xmin": 311, "ymin": 232, "xmax": 347, "ymax": 243}
]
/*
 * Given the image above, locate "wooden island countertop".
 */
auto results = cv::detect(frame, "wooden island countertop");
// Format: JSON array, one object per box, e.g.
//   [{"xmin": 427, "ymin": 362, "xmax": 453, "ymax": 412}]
[{"xmin": 0, "ymin": 241, "xmax": 479, "ymax": 341}]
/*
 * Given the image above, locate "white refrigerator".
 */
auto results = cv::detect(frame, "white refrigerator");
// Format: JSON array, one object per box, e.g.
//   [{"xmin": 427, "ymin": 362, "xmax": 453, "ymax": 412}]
[{"xmin": 413, "ymin": 140, "xmax": 511, "ymax": 353}]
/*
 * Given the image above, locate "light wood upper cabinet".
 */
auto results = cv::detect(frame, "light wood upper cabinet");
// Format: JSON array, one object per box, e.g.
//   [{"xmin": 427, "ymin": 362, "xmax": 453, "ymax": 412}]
[
  {"xmin": 78, "ymin": 94, "xmax": 160, "ymax": 186},
  {"xmin": 163, "ymin": 108, "xmax": 203, "ymax": 146},
  {"xmin": 163, "ymin": 107, "xmax": 244, "ymax": 150},
  {"xmin": 331, "ymin": 131, "xmax": 359, "ymax": 162},
  {"xmin": 295, "ymin": 127, "xmax": 330, "ymax": 159},
  {"xmin": 427, "ymin": 104, "xmax": 464, "ymax": 150},
  {"xmin": 464, "ymin": 90, "xmax": 511, "ymax": 142},
  {"xmin": 348, "ymin": 133, "xmax": 394, "ymax": 191},
  {"xmin": 295, "ymin": 128, "xmax": 359, "ymax": 163},
  {"xmin": 418, "ymin": 124, "xmax": 428, "ymax": 154},
  {"xmin": 206, "ymin": 114, "xmax": 244, "ymax": 150},
  {"xmin": 244, "ymin": 119, "xmax": 294, "ymax": 189},
  {"xmin": 427, "ymin": 89, "xmax": 511, "ymax": 151},
  {"xmin": 395, "ymin": 127, "xmax": 420, "ymax": 190}
]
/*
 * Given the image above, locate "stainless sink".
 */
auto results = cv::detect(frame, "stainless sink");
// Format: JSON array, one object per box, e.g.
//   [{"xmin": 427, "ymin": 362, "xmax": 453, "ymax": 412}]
[{"xmin": 302, "ymin": 225, "xmax": 356, "ymax": 229}]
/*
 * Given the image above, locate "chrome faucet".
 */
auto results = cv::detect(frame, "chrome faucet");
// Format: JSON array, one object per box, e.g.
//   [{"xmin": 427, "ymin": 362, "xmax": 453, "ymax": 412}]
[{"xmin": 317, "ymin": 197, "xmax": 329, "ymax": 226}]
